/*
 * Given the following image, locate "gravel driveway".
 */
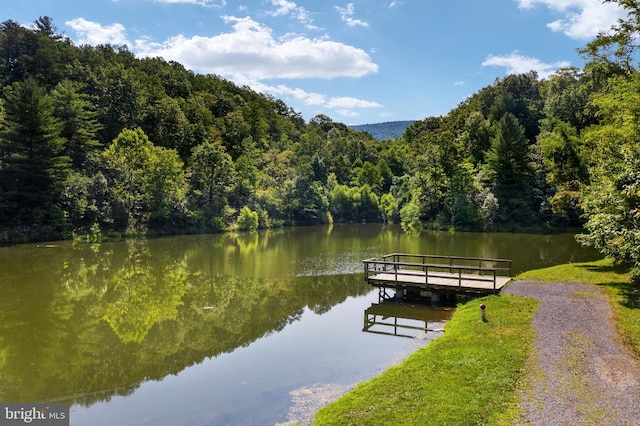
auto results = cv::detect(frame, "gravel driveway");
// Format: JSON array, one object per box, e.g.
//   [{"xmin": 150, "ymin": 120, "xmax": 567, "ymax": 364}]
[{"xmin": 504, "ymin": 280, "xmax": 640, "ymax": 425}]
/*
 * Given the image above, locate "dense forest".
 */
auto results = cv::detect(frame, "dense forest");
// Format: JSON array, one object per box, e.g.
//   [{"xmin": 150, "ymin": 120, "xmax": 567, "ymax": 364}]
[{"xmin": 2, "ymin": 4, "xmax": 640, "ymax": 278}]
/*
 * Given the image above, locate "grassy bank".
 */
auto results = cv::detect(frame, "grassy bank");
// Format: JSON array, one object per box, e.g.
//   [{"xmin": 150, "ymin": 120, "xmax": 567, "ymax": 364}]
[
  {"xmin": 314, "ymin": 294, "xmax": 538, "ymax": 425},
  {"xmin": 315, "ymin": 259, "xmax": 639, "ymax": 425}
]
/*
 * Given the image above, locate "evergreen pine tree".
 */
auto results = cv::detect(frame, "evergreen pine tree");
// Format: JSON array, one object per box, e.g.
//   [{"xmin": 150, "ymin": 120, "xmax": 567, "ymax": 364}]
[
  {"xmin": 51, "ymin": 79, "xmax": 101, "ymax": 168},
  {"xmin": 0, "ymin": 78, "xmax": 68, "ymax": 223},
  {"xmin": 485, "ymin": 112, "xmax": 535, "ymax": 225}
]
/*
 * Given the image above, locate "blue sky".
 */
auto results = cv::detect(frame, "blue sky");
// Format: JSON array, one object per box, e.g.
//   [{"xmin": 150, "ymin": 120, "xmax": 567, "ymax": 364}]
[{"xmin": 2, "ymin": 0, "xmax": 627, "ymax": 125}]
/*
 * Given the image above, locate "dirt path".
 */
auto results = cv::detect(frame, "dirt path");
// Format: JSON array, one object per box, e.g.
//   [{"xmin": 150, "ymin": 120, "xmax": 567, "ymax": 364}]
[{"xmin": 504, "ymin": 280, "xmax": 640, "ymax": 425}]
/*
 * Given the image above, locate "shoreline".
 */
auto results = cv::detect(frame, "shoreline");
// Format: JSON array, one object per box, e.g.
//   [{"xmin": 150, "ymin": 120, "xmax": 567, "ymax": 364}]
[{"xmin": 313, "ymin": 259, "xmax": 638, "ymax": 425}]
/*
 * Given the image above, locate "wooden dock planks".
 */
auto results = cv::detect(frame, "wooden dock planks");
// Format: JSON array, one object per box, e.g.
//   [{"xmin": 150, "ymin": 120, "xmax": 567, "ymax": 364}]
[
  {"xmin": 363, "ymin": 253, "xmax": 513, "ymax": 296},
  {"xmin": 367, "ymin": 269, "xmax": 512, "ymax": 294}
]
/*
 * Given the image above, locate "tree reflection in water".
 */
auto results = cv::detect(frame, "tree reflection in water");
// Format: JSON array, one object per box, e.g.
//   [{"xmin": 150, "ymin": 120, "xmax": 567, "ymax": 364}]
[{"xmin": 0, "ymin": 236, "xmax": 370, "ymax": 406}]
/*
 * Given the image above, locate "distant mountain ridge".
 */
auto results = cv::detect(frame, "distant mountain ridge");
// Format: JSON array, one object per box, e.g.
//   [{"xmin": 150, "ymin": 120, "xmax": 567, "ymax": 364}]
[{"xmin": 349, "ymin": 120, "xmax": 415, "ymax": 141}]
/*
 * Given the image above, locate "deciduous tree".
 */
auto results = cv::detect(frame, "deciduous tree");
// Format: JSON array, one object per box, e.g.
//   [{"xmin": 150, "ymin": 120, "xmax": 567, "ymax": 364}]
[
  {"xmin": 101, "ymin": 128, "xmax": 187, "ymax": 230},
  {"xmin": 579, "ymin": 73, "xmax": 640, "ymax": 274},
  {"xmin": 188, "ymin": 139, "xmax": 235, "ymax": 217}
]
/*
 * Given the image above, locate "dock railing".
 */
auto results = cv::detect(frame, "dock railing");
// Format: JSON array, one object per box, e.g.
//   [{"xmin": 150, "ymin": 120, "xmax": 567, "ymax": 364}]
[{"xmin": 363, "ymin": 253, "xmax": 512, "ymax": 292}]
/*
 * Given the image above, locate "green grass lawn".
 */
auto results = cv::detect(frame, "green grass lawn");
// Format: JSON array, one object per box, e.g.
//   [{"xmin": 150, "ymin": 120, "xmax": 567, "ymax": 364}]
[
  {"xmin": 314, "ymin": 294, "xmax": 538, "ymax": 425},
  {"xmin": 314, "ymin": 259, "xmax": 640, "ymax": 425}
]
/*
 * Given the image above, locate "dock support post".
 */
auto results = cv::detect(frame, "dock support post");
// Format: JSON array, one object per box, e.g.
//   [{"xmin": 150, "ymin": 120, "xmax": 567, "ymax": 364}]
[{"xmin": 444, "ymin": 293, "xmax": 457, "ymax": 304}]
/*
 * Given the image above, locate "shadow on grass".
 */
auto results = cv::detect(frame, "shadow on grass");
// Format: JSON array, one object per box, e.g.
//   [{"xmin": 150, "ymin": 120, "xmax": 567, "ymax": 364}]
[
  {"xmin": 575, "ymin": 264, "xmax": 640, "ymax": 309},
  {"xmin": 574, "ymin": 263, "xmax": 640, "ymax": 310},
  {"xmin": 603, "ymin": 281, "xmax": 640, "ymax": 310},
  {"xmin": 574, "ymin": 263, "xmax": 632, "ymax": 274}
]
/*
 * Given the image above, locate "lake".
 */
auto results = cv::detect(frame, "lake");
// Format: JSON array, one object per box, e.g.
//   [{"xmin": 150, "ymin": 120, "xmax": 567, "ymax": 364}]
[{"xmin": 0, "ymin": 224, "xmax": 600, "ymax": 425}]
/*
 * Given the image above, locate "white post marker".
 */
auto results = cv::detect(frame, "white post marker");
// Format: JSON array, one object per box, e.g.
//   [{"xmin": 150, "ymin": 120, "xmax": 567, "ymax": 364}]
[{"xmin": 480, "ymin": 303, "xmax": 487, "ymax": 322}]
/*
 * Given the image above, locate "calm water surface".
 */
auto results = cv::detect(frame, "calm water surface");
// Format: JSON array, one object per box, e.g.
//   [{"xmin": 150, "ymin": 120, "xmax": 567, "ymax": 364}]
[{"xmin": 0, "ymin": 224, "xmax": 600, "ymax": 425}]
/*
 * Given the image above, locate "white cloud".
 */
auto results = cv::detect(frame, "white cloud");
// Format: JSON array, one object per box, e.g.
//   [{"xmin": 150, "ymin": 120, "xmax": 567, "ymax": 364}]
[
  {"xmin": 336, "ymin": 109, "xmax": 360, "ymax": 117},
  {"xmin": 267, "ymin": 0, "xmax": 317, "ymax": 29},
  {"xmin": 269, "ymin": 0, "xmax": 298, "ymax": 16},
  {"xmin": 515, "ymin": 0, "xmax": 626, "ymax": 40},
  {"xmin": 65, "ymin": 18, "xmax": 129, "ymax": 46},
  {"xmin": 335, "ymin": 3, "xmax": 369, "ymax": 28},
  {"xmin": 482, "ymin": 52, "xmax": 571, "ymax": 78},
  {"xmin": 247, "ymin": 81, "xmax": 380, "ymax": 113},
  {"xmin": 134, "ymin": 16, "xmax": 378, "ymax": 80},
  {"xmin": 153, "ymin": 0, "xmax": 226, "ymax": 6},
  {"xmin": 257, "ymin": 83, "xmax": 327, "ymax": 106},
  {"xmin": 326, "ymin": 97, "xmax": 382, "ymax": 108}
]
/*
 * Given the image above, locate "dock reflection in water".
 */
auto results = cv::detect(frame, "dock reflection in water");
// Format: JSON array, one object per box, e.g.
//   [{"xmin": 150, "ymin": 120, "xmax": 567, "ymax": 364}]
[{"xmin": 363, "ymin": 298, "xmax": 454, "ymax": 339}]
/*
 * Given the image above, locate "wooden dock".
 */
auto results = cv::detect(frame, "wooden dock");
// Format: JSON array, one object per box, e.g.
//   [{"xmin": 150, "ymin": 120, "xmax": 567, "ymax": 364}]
[{"xmin": 363, "ymin": 253, "xmax": 512, "ymax": 297}]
